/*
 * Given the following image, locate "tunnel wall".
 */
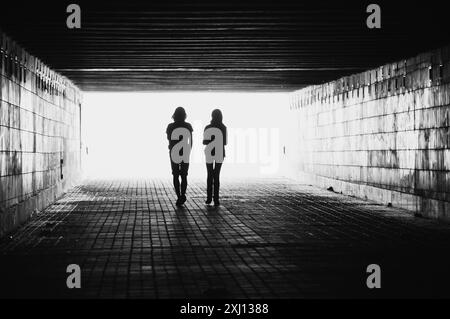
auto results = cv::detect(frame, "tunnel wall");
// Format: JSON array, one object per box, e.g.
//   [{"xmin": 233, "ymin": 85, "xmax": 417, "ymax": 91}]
[
  {"xmin": 288, "ymin": 45, "xmax": 450, "ymax": 220},
  {"xmin": 0, "ymin": 31, "xmax": 82, "ymax": 237}
]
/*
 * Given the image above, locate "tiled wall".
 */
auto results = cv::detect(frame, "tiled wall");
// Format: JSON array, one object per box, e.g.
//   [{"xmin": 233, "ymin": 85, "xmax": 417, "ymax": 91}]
[
  {"xmin": 0, "ymin": 31, "xmax": 82, "ymax": 236},
  {"xmin": 288, "ymin": 45, "xmax": 450, "ymax": 220}
]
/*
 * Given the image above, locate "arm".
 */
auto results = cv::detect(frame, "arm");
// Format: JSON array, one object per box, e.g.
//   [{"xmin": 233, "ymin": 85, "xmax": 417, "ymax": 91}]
[
  {"xmin": 202, "ymin": 127, "xmax": 209, "ymax": 145},
  {"xmin": 166, "ymin": 125, "xmax": 171, "ymax": 148},
  {"xmin": 223, "ymin": 127, "xmax": 227, "ymax": 146}
]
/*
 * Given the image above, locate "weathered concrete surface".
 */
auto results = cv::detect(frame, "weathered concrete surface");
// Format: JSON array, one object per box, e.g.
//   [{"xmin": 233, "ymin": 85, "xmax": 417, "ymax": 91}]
[
  {"xmin": 0, "ymin": 31, "xmax": 82, "ymax": 237},
  {"xmin": 288, "ymin": 45, "xmax": 450, "ymax": 221},
  {"xmin": 1, "ymin": 178, "xmax": 450, "ymax": 298}
]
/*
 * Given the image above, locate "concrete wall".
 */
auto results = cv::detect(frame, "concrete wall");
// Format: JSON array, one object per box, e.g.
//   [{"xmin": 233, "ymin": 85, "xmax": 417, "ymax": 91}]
[
  {"xmin": 288, "ymin": 45, "xmax": 450, "ymax": 221},
  {"xmin": 0, "ymin": 31, "xmax": 82, "ymax": 237}
]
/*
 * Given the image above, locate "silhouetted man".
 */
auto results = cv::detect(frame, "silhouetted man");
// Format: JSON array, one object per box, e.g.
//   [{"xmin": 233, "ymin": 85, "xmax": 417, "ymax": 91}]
[
  {"xmin": 203, "ymin": 109, "xmax": 227, "ymax": 206},
  {"xmin": 166, "ymin": 107, "xmax": 193, "ymax": 206}
]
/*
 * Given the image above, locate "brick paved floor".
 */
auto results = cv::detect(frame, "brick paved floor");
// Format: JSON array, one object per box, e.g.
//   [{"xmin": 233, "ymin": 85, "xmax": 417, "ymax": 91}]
[{"xmin": 1, "ymin": 178, "xmax": 450, "ymax": 298}]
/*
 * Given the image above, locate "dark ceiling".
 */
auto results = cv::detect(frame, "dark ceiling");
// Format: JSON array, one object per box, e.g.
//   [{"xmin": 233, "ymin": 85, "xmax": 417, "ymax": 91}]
[{"xmin": 1, "ymin": 0, "xmax": 448, "ymax": 91}]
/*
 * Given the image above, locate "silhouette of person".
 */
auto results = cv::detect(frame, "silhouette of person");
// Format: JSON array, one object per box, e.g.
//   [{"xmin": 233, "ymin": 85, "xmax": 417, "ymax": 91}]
[
  {"xmin": 203, "ymin": 109, "xmax": 227, "ymax": 206},
  {"xmin": 166, "ymin": 107, "xmax": 193, "ymax": 206}
]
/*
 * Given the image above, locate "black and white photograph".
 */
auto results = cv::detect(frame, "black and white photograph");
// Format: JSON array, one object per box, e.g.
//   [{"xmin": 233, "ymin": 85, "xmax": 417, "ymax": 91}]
[{"xmin": 0, "ymin": 0, "xmax": 450, "ymax": 308}]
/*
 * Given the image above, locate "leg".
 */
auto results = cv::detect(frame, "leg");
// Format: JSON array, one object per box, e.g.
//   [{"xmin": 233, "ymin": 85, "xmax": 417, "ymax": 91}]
[
  {"xmin": 180, "ymin": 162, "xmax": 190, "ymax": 196},
  {"xmin": 171, "ymin": 161, "xmax": 181, "ymax": 198},
  {"xmin": 179, "ymin": 162, "xmax": 190, "ymax": 205},
  {"xmin": 206, "ymin": 163, "xmax": 214, "ymax": 203},
  {"xmin": 173, "ymin": 175, "xmax": 181, "ymax": 197},
  {"xmin": 213, "ymin": 162, "xmax": 222, "ymax": 205},
  {"xmin": 180, "ymin": 174, "xmax": 188, "ymax": 197}
]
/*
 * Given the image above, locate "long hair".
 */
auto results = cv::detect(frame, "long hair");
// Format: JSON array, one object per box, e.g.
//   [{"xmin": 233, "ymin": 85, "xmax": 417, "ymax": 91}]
[
  {"xmin": 210, "ymin": 109, "xmax": 223, "ymax": 125},
  {"xmin": 172, "ymin": 106, "xmax": 187, "ymax": 122}
]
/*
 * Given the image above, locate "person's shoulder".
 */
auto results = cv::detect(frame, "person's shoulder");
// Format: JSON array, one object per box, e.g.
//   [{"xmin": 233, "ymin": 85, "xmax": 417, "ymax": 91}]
[
  {"xmin": 185, "ymin": 122, "xmax": 193, "ymax": 131},
  {"xmin": 204, "ymin": 123, "xmax": 212, "ymax": 130}
]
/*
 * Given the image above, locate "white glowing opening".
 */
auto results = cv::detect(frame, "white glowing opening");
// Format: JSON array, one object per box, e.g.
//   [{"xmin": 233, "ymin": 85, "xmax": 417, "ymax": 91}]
[{"xmin": 82, "ymin": 92, "xmax": 290, "ymax": 179}]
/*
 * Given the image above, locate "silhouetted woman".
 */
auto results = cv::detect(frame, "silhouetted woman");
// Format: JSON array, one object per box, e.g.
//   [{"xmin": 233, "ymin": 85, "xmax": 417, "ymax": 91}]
[
  {"xmin": 166, "ymin": 107, "xmax": 193, "ymax": 206},
  {"xmin": 203, "ymin": 109, "xmax": 227, "ymax": 206}
]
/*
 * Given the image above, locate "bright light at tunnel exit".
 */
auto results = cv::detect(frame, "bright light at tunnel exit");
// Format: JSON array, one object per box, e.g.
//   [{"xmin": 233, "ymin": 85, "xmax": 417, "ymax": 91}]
[{"xmin": 82, "ymin": 92, "xmax": 291, "ymax": 179}]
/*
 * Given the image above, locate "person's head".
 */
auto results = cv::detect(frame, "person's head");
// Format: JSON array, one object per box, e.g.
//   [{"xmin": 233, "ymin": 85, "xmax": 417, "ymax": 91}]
[
  {"xmin": 211, "ymin": 109, "xmax": 223, "ymax": 124},
  {"xmin": 172, "ymin": 106, "xmax": 187, "ymax": 122}
]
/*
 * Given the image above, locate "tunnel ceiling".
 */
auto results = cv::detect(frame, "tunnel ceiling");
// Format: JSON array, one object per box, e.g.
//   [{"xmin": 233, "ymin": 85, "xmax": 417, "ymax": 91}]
[{"xmin": 1, "ymin": 0, "xmax": 448, "ymax": 91}]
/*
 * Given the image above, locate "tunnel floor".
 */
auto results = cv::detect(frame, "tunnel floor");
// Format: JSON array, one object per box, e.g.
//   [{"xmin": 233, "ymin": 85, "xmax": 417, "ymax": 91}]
[{"xmin": 1, "ymin": 178, "xmax": 450, "ymax": 299}]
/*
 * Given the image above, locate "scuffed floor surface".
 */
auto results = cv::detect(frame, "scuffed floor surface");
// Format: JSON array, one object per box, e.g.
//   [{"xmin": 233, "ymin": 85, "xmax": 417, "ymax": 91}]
[{"xmin": 1, "ymin": 178, "xmax": 450, "ymax": 298}]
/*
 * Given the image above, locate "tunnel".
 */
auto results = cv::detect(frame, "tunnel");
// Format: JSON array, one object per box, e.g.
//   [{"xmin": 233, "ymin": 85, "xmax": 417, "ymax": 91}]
[{"xmin": 0, "ymin": 0, "xmax": 450, "ymax": 300}]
